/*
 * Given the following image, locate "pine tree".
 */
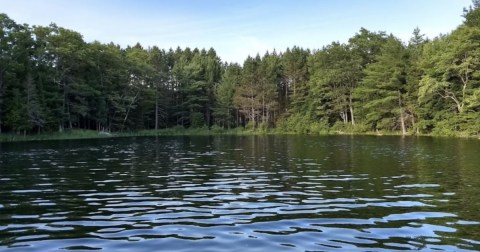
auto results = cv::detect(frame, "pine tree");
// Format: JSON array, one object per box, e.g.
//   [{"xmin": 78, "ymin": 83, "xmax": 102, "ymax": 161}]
[
  {"xmin": 406, "ymin": 28, "xmax": 427, "ymax": 133},
  {"xmin": 307, "ymin": 42, "xmax": 362, "ymax": 125},
  {"xmin": 234, "ymin": 55, "xmax": 262, "ymax": 128},
  {"xmin": 355, "ymin": 36, "xmax": 409, "ymax": 134},
  {"xmin": 214, "ymin": 63, "xmax": 241, "ymax": 128},
  {"xmin": 281, "ymin": 46, "xmax": 309, "ymax": 112},
  {"xmin": 258, "ymin": 51, "xmax": 280, "ymax": 127}
]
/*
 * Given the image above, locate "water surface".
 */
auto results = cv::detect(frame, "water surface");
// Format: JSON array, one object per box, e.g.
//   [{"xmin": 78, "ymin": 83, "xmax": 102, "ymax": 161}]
[{"xmin": 1, "ymin": 135, "xmax": 480, "ymax": 251}]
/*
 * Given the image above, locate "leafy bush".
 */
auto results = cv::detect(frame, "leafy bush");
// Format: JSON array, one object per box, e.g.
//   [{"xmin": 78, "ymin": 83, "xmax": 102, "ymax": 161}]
[
  {"xmin": 190, "ymin": 112, "xmax": 205, "ymax": 128},
  {"xmin": 431, "ymin": 113, "xmax": 480, "ymax": 137},
  {"xmin": 277, "ymin": 114, "xmax": 330, "ymax": 134},
  {"xmin": 210, "ymin": 125, "xmax": 225, "ymax": 134},
  {"xmin": 258, "ymin": 122, "xmax": 269, "ymax": 133},
  {"xmin": 308, "ymin": 121, "xmax": 330, "ymax": 134},
  {"xmin": 245, "ymin": 121, "xmax": 255, "ymax": 130}
]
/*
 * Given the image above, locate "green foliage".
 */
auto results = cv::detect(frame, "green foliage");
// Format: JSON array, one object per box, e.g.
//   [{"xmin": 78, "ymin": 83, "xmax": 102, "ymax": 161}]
[
  {"xmin": 463, "ymin": 0, "xmax": 480, "ymax": 27},
  {"xmin": 0, "ymin": 7, "xmax": 479, "ymax": 138},
  {"xmin": 420, "ymin": 25, "xmax": 480, "ymax": 113},
  {"xmin": 307, "ymin": 42, "xmax": 362, "ymax": 125},
  {"xmin": 276, "ymin": 114, "xmax": 329, "ymax": 134},
  {"xmin": 190, "ymin": 112, "xmax": 205, "ymax": 128},
  {"xmin": 431, "ymin": 113, "xmax": 480, "ymax": 137},
  {"xmin": 214, "ymin": 63, "xmax": 241, "ymax": 128},
  {"xmin": 5, "ymin": 88, "xmax": 29, "ymax": 132},
  {"xmin": 209, "ymin": 125, "xmax": 225, "ymax": 134},
  {"xmin": 355, "ymin": 36, "xmax": 409, "ymax": 133},
  {"xmin": 281, "ymin": 46, "xmax": 310, "ymax": 112}
]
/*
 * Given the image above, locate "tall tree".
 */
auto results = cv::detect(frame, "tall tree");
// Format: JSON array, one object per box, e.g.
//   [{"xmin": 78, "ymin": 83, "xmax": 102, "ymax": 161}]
[
  {"xmin": 171, "ymin": 48, "xmax": 221, "ymax": 128},
  {"xmin": 33, "ymin": 24, "xmax": 88, "ymax": 131},
  {"xmin": 406, "ymin": 28, "xmax": 427, "ymax": 133},
  {"xmin": 419, "ymin": 26, "xmax": 480, "ymax": 114},
  {"xmin": 149, "ymin": 46, "xmax": 169, "ymax": 129},
  {"xmin": 348, "ymin": 28, "xmax": 388, "ymax": 67},
  {"xmin": 281, "ymin": 46, "xmax": 309, "ymax": 112},
  {"xmin": 419, "ymin": 25, "xmax": 480, "ymax": 134},
  {"xmin": 258, "ymin": 51, "xmax": 280, "ymax": 126},
  {"xmin": 214, "ymin": 63, "xmax": 241, "ymax": 128},
  {"xmin": 124, "ymin": 43, "xmax": 153, "ymax": 130},
  {"xmin": 463, "ymin": 0, "xmax": 480, "ymax": 27},
  {"xmin": 0, "ymin": 14, "xmax": 20, "ymax": 133},
  {"xmin": 308, "ymin": 42, "xmax": 362, "ymax": 125},
  {"xmin": 234, "ymin": 55, "xmax": 262, "ymax": 127},
  {"xmin": 355, "ymin": 36, "xmax": 410, "ymax": 134}
]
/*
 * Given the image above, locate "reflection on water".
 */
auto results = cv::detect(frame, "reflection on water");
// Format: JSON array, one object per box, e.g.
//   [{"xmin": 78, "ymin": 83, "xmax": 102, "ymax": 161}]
[{"xmin": 1, "ymin": 135, "xmax": 480, "ymax": 251}]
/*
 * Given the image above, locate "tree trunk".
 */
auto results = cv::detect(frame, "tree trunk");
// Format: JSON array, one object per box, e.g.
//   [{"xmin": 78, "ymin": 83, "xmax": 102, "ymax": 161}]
[
  {"xmin": 250, "ymin": 86, "xmax": 255, "ymax": 128},
  {"xmin": 155, "ymin": 88, "xmax": 159, "ymax": 130},
  {"xmin": 457, "ymin": 102, "xmax": 463, "ymax": 114},
  {"xmin": 293, "ymin": 78, "xmax": 296, "ymax": 99},
  {"xmin": 251, "ymin": 107, "xmax": 255, "ymax": 127},
  {"xmin": 262, "ymin": 94, "xmax": 265, "ymax": 124},
  {"xmin": 266, "ymin": 109, "xmax": 270, "ymax": 127},
  {"xmin": 68, "ymin": 105, "xmax": 73, "ymax": 129},
  {"xmin": 349, "ymin": 93, "xmax": 355, "ymax": 125},
  {"xmin": 236, "ymin": 109, "xmax": 239, "ymax": 127},
  {"xmin": 206, "ymin": 108, "xmax": 211, "ymax": 127},
  {"xmin": 400, "ymin": 110, "xmax": 406, "ymax": 136},
  {"xmin": 285, "ymin": 83, "xmax": 288, "ymax": 112},
  {"xmin": 340, "ymin": 111, "xmax": 347, "ymax": 123},
  {"xmin": 62, "ymin": 81, "xmax": 71, "ymax": 129},
  {"xmin": 398, "ymin": 93, "xmax": 406, "ymax": 136},
  {"xmin": 412, "ymin": 114, "xmax": 419, "ymax": 134},
  {"xmin": 121, "ymin": 91, "xmax": 140, "ymax": 131},
  {"xmin": 273, "ymin": 110, "xmax": 276, "ymax": 127}
]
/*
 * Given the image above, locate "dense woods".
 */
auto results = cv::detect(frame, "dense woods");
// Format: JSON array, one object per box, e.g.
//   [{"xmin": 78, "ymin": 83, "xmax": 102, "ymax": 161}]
[{"xmin": 0, "ymin": 3, "xmax": 479, "ymax": 136}]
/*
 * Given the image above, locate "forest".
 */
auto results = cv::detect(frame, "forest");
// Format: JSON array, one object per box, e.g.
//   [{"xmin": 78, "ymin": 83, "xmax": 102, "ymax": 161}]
[{"xmin": 0, "ymin": 3, "xmax": 479, "ymax": 137}]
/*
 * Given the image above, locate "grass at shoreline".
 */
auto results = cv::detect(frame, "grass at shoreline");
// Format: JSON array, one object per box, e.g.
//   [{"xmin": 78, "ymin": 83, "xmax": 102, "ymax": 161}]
[
  {"xmin": 0, "ymin": 128, "xmax": 478, "ymax": 143},
  {"xmin": 0, "ymin": 128, "xmax": 255, "ymax": 142}
]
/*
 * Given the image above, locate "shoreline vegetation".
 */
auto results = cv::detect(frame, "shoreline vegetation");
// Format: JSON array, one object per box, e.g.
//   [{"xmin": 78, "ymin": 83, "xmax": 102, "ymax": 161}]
[
  {"xmin": 0, "ymin": 128, "xmax": 478, "ymax": 143},
  {"xmin": 0, "ymin": 2, "xmax": 479, "ymax": 140}
]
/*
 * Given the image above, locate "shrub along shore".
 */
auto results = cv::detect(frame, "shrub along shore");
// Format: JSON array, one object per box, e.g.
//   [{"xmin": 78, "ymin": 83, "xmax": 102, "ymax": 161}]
[{"xmin": 0, "ymin": 127, "xmax": 478, "ymax": 143}]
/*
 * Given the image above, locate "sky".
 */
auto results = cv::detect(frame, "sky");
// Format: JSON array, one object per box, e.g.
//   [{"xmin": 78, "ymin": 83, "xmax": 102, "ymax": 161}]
[{"xmin": 0, "ymin": 0, "xmax": 472, "ymax": 63}]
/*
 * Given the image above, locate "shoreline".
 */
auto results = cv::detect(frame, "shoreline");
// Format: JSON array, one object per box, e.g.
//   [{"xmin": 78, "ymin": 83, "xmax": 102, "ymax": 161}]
[{"xmin": 0, "ymin": 128, "xmax": 478, "ymax": 143}]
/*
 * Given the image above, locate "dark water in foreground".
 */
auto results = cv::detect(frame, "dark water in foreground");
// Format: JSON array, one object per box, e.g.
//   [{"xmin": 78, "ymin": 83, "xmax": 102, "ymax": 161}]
[{"xmin": 1, "ymin": 135, "xmax": 480, "ymax": 251}]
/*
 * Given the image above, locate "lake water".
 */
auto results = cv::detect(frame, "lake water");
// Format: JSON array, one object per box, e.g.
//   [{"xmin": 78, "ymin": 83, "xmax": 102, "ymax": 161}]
[{"xmin": 1, "ymin": 135, "xmax": 480, "ymax": 251}]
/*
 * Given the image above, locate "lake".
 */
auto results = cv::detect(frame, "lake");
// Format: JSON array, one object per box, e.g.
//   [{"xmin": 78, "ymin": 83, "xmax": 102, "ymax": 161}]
[{"xmin": 1, "ymin": 135, "xmax": 480, "ymax": 251}]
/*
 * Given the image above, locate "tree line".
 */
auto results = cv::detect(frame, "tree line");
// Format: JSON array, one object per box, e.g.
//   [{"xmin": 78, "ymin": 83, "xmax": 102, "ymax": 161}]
[{"xmin": 0, "ymin": 3, "xmax": 479, "ymax": 136}]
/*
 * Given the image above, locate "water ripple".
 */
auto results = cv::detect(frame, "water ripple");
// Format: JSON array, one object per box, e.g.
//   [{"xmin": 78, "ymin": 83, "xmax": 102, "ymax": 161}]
[{"xmin": 1, "ymin": 136, "xmax": 479, "ymax": 251}]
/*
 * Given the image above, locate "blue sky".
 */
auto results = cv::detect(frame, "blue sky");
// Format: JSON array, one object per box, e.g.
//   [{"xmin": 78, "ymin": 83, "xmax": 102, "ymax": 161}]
[{"xmin": 1, "ymin": 0, "xmax": 472, "ymax": 63}]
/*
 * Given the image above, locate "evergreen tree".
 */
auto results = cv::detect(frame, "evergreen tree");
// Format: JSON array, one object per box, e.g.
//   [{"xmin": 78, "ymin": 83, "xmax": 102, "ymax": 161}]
[
  {"xmin": 0, "ymin": 14, "xmax": 21, "ymax": 133},
  {"xmin": 149, "ymin": 46, "xmax": 169, "ymax": 129},
  {"xmin": 355, "ymin": 36, "xmax": 410, "ymax": 134},
  {"xmin": 463, "ymin": 0, "xmax": 480, "ymax": 27},
  {"xmin": 307, "ymin": 42, "xmax": 362, "ymax": 125},
  {"xmin": 234, "ymin": 55, "xmax": 262, "ymax": 127},
  {"xmin": 258, "ymin": 51, "xmax": 280, "ymax": 127},
  {"xmin": 406, "ymin": 28, "xmax": 427, "ymax": 133},
  {"xmin": 5, "ymin": 88, "xmax": 29, "ymax": 134},
  {"xmin": 214, "ymin": 63, "xmax": 241, "ymax": 128},
  {"xmin": 281, "ymin": 46, "xmax": 309, "ymax": 112}
]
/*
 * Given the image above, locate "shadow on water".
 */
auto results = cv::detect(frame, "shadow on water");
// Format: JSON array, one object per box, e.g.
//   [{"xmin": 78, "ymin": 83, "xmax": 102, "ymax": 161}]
[{"xmin": 0, "ymin": 135, "xmax": 479, "ymax": 251}]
